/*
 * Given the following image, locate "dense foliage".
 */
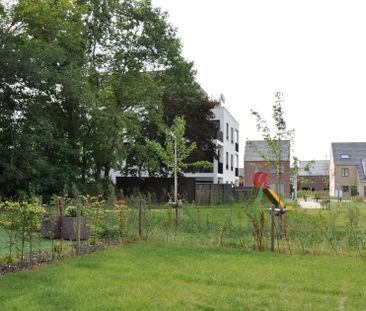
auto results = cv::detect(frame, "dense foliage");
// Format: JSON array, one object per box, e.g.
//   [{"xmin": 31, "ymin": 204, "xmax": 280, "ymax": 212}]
[{"xmin": 0, "ymin": 0, "xmax": 217, "ymax": 197}]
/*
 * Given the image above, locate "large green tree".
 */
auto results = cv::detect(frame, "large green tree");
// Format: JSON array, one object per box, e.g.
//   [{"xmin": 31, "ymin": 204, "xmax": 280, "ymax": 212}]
[
  {"xmin": 80, "ymin": 0, "xmax": 183, "ymax": 181},
  {"xmin": 124, "ymin": 61, "xmax": 218, "ymax": 177},
  {"xmin": 0, "ymin": 0, "xmax": 88, "ymax": 195},
  {"xmin": 0, "ymin": 0, "xmax": 218, "ymax": 197}
]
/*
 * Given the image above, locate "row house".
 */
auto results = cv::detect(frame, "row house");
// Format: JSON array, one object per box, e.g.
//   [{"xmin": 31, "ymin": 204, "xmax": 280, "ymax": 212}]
[
  {"xmin": 244, "ymin": 140, "xmax": 291, "ymax": 198},
  {"xmin": 297, "ymin": 160, "xmax": 329, "ymax": 191},
  {"xmin": 330, "ymin": 142, "xmax": 366, "ymax": 198}
]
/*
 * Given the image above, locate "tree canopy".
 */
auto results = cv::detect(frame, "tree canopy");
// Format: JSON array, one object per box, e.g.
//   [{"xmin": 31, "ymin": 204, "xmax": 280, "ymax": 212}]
[{"xmin": 0, "ymin": 0, "xmax": 217, "ymax": 197}]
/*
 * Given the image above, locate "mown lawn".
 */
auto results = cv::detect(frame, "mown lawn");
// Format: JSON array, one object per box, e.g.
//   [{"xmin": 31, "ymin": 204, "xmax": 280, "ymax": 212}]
[{"xmin": 0, "ymin": 241, "xmax": 366, "ymax": 310}]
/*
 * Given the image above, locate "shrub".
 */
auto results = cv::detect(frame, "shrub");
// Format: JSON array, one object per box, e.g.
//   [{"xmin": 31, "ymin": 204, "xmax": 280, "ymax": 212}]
[
  {"xmin": 64, "ymin": 204, "xmax": 86, "ymax": 217},
  {"xmin": 352, "ymin": 196, "xmax": 364, "ymax": 203},
  {"xmin": 0, "ymin": 199, "xmax": 44, "ymax": 263}
]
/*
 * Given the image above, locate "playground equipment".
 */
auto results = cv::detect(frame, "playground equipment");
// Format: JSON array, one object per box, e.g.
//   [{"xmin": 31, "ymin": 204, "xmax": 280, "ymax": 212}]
[
  {"xmin": 253, "ymin": 171, "xmax": 289, "ymax": 241},
  {"xmin": 252, "ymin": 171, "xmax": 288, "ymax": 213}
]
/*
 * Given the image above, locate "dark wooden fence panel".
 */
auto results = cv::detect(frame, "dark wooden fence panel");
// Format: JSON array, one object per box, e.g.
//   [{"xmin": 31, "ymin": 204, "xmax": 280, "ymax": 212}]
[
  {"xmin": 116, "ymin": 177, "xmax": 196, "ymax": 203},
  {"xmin": 116, "ymin": 177, "xmax": 252, "ymax": 205},
  {"xmin": 194, "ymin": 184, "xmax": 252, "ymax": 205}
]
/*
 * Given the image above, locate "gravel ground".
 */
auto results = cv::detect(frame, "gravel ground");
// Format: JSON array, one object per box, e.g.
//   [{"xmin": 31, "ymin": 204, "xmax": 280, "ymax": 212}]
[{"xmin": 298, "ymin": 199, "xmax": 322, "ymax": 209}]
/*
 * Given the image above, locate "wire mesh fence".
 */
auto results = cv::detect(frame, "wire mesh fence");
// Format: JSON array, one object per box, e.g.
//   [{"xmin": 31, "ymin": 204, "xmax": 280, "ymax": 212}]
[{"xmin": 1, "ymin": 196, "xmax": 366, "ymax": 274}]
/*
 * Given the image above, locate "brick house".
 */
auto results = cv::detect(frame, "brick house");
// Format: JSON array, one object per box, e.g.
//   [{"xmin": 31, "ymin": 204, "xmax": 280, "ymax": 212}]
[
  {"xmin": 297, "ymin": 160, "xmax": 329, "ymax": 191},
  {"xmin": 244, "ymin": 140, "xmax": 291, "ymax": 198}
]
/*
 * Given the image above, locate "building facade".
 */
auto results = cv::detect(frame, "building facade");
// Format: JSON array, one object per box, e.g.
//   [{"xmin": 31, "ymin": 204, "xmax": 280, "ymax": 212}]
[
  {"xmin": 184, "ymin": 102, "xmax": 240, "ymax": 185},
  {"xmin": 297, "ymin": 160, "xmax": 329, "ymax": 191},
  {"xmin": 330, "ymin": 142, "xmax": 366, "ymax": 198},
  {"xmin": 244, "ymin": 140, "xmax": 291, "ymax": 198}
]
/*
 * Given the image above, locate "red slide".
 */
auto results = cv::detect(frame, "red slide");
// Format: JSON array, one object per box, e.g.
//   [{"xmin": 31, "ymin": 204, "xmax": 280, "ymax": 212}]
[{"xmin": 253, "ymin": 171, "xmax": 269, "ymax": 189}]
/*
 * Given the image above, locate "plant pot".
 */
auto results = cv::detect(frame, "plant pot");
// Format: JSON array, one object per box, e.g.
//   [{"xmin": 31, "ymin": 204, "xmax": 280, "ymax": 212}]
[
  {"xmin": 61, "ymin": 216, "xmax": 90, "ymax": 241},
  {"xmin": 41, "ymin": 216, "xmax": 61, "ymax": 239}
]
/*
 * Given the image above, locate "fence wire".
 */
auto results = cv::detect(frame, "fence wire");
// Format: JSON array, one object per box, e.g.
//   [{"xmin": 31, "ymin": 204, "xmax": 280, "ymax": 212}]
[{"xmin": 1, "ymin": 198, "xmax": 366, "ymax": 274}]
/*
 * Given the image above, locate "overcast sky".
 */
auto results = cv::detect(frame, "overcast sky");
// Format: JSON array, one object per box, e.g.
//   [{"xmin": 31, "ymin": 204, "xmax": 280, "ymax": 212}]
[{"xmin": 152, "ymin": 0, "xmax": 366, "ymax": 165}]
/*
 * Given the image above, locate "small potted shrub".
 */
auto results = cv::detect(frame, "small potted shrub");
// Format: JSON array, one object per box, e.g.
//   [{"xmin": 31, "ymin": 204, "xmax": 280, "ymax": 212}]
[{"xmin": 62, "ymin": 205, "xmax": 90, "ymax": 240}]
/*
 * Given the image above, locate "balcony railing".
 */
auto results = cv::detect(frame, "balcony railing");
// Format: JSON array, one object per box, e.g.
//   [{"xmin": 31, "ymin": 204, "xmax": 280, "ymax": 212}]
[
  {"xmin": 215, "ymin": 130, "xmax": 223, "ymax": 142},
  {"xmin": 218, "ymin": 162, "xmax": 223, "ymax": 174},
  {"xmin": 235, "ymin": 142, "xmax": 239, "ymax": 152},
  {"xmin": 235, "ymin": 168, "xmax": 239, "ymax": 177},
  {"xmin": 183, "ymin": 165, "xmax": 213, "ymax": 173}
]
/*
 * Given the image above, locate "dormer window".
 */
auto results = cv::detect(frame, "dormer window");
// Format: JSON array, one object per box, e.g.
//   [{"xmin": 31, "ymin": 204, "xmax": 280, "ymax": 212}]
[{"xmin": 340, "ymin": 154, "xmax": 350, "ymax": 159}]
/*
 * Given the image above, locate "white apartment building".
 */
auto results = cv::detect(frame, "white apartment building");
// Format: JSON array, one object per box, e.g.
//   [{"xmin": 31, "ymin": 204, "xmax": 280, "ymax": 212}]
[{"xmin": 184, "ymin": 102, "xmax": 240, "ymax": 186}]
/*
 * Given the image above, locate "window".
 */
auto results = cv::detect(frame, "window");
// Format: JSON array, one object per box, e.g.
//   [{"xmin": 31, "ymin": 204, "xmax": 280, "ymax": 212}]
[
  {"xmin": 351, "ymin": 186, "xmax": 358, "ymax": 196},
  {"xmin": 268, "ymin": 164, "xmax": 284, "ymax": 174},
  {"xmin": 340, "ymin": 154, "xmax": 350, "ymax": 159},
  {"xmin": 235, "ymin": 129, "xmax": 239, "ymax": 143},
  {"xmin": 341, "ymin": 168, "xmax": 349, "ymax": 177},
  {"xmin": 231, "ymin": 127, "xmax": 234, "ymax": 143},
  {"xmin": 226, "ymin": 152, "xmax": 229, "ymax": 169},
  {"xmin": 231, "ymin": 154, "xmax": 233, "ymax": 171},
  {"xmin": 269, "ymin": 184, "xmax": 285, "ymax": 195},
  {"xmin": 226, "ymin": 123, "xmax": 229, "ymax": 140},
  {"xmin": 342, "ymin": 185, "xmax": 349, "ymax": 192}
]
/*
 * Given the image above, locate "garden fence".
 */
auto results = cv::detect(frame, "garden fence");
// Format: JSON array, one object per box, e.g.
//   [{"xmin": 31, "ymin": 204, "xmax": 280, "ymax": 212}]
[{"xmin": 1, "ymin": 197, "xmax": 366, "ymax": 275}]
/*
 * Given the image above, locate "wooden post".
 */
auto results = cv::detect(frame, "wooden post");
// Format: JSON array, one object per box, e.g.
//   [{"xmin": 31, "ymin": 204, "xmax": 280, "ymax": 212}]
[
  {"xmin": 271, "ymin": 203, "xmax": 276, "ymax": 252},
  {"xmin": 60, "ymin": 199, "xmax": 64, "ymax": 253},
  {"xmin": 139, "ymin": 199, "xmax": 143, "ymax": 239},
  {"xmin": 76, "ymin": 204, "xmax": 81, "ymax": 256},
  {"xmin": 208, "ymin": 184, "xmax": 211, "ymax": 205},
  {"xmin": 278, "ymin": 210, "xmax": 283, "ymax": 239}
]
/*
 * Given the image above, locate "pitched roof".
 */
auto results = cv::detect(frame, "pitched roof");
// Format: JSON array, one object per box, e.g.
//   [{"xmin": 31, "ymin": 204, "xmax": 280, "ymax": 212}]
[
  {"xmin": 298, "ymin": 160, "xmax": 329, "ymax": 176},
  {"xmin": 331, "ymin": 142, "xmax": 366, "ymax": 181},
  {"xmin": 244, "ymin": 140, "xmax": 290, "ymax": 162}
]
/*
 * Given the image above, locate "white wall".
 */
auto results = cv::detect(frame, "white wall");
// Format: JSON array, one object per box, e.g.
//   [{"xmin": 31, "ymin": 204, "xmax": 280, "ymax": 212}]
[{"xmin": 212, "ymin": 106, "xmax": 240, "ymax": 185}]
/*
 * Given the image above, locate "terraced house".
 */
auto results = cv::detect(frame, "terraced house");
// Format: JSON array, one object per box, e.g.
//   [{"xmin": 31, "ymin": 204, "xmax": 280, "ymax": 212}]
[
  {"xmin": 297, "ymin": 160, "xmax": 329, "ymax": 191},
  {"xmin": 244, "ymin": 140, "xmax": 291, "ymax": 198},
  {"xmin": 330, "ymin": 142, "xmax": 366, "ymax": 198}
]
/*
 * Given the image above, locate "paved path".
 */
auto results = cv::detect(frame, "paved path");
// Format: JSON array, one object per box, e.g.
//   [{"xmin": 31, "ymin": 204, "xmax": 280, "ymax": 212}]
[{"xmin": 298, "ymin": 199, "xmax": 322, "ymax": 209}]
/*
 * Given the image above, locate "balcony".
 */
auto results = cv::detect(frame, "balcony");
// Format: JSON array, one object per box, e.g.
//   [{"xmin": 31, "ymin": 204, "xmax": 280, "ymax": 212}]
[
  {"xmin": 215, "ymin": 130, "xmax": 223, "ymax": 142},
  {"xmin": 235, "ymin": 168, "xmax": 239, "ymax": 177},
  {"xmin": 193, "ymin": 166, "xmax": 213, "ymax": 173},
  {"xmin": 218, "ymin": 162, "xmax": 223, "ymax": 174},
  {"xmin": 235, "ymin": 142, "xmax": 239, "ymax": 152},
  {"xmin": 183, "ymin": 165, "xmax": 213, "ymax": 174}
]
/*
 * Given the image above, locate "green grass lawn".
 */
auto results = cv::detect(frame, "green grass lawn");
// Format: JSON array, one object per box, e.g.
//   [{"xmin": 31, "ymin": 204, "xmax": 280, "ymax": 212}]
[{"xmin": 1, "ymin": 241, "xmax": 366, "ymax": 310}]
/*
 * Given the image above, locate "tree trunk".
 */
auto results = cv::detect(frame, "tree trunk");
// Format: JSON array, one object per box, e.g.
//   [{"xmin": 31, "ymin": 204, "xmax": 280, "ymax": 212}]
[
  {"xmin": 104, "ymin": 164, "xmax": 110, "ymax": 178},
  {"xmin": 81, "ymin": 154, "xmax": 87, "ymax": 183},
  {"xmin": 95, "ymin": 163, "xmax": 101, "ymax": 181}
]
